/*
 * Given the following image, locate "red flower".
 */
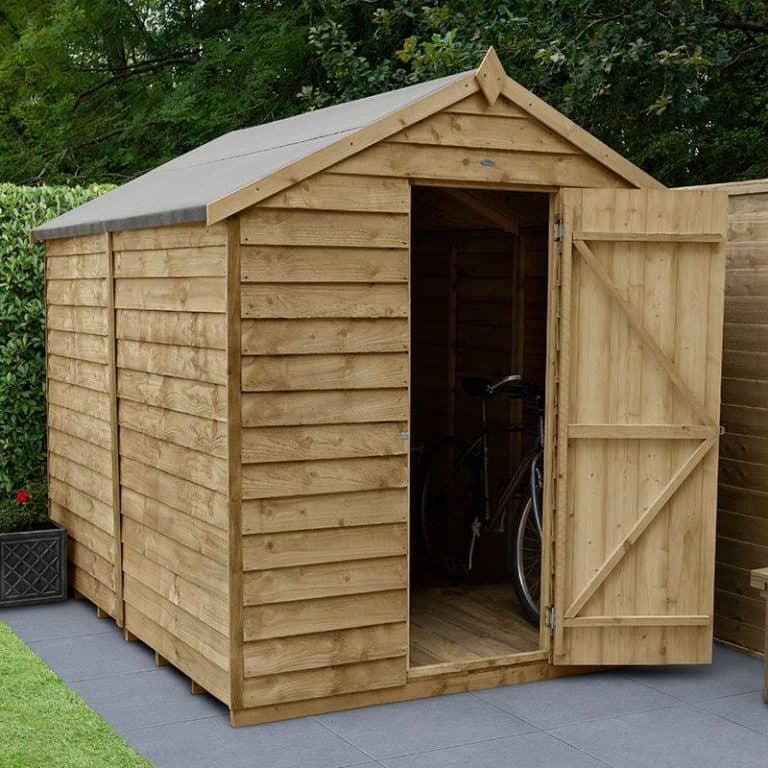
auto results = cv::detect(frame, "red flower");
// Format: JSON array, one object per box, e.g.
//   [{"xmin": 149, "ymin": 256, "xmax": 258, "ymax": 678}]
[{"xmin": 15, "ymin": 490, "xmax": 29, "ymax": 504}]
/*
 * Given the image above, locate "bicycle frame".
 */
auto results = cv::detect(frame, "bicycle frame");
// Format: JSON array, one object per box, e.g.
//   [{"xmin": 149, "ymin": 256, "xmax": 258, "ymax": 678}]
[{"xmin": 459, "ymin": 400, "xmax": 544, "ymax": 536}]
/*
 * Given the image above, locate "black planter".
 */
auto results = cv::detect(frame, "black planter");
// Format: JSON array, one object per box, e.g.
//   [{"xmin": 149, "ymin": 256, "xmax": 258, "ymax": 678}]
[{"xmin": 0, "ymin": 522, "xmax": 67, "ymax": 607}]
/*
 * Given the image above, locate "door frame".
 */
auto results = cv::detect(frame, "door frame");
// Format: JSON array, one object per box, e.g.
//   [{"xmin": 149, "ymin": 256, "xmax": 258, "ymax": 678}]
[{"xmin": 405, "ymin": 182, "xmax": 557, "ymax": 676}]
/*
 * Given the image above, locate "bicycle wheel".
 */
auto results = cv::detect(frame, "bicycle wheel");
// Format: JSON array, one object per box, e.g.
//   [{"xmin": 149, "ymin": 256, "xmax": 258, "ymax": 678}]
[
  {"xmin": 420, "ymin": 437, "xmax": 480, "ymax": 575},
  {"xmin": 511, "ymin": 495, "xmax": 542, "ymax": 625}
]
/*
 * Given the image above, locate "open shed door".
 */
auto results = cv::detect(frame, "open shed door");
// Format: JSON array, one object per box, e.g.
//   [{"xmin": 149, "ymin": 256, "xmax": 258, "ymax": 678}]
[{"xmin": 551, "ymin": 188, "xmax": 727, "ymax": 666}]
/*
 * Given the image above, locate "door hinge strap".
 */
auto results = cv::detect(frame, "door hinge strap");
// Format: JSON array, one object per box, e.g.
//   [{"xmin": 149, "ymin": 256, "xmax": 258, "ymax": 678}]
[{"xmin": 544, "ymin": 605, "xmax": 556, "ymax": 629}]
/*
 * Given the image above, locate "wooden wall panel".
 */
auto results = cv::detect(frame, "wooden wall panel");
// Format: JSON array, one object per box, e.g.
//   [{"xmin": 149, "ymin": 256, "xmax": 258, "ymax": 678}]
[
  {"xmin": 113, "ymin": 223, "xmax": 231, "ymax": 704},
  {"xmin": 234, "ymin": 89, "xmax": 635, "ymax": 720},
  {"xmin": 714, "ymin": 190, "xmax": 768, "ymax": 654},
  {"xmin": 46, "ymin": 234, "xmax": 119, "ymax": 618},
  {"xmin": 238, "ymin": 178, "xmax": 411, "ymax": 711}
]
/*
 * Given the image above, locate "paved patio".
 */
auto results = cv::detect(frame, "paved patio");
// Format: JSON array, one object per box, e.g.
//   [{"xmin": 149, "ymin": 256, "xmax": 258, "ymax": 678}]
[{"xmin": 2, "ymin": 599, "xmax": 767, "ymax": 768}]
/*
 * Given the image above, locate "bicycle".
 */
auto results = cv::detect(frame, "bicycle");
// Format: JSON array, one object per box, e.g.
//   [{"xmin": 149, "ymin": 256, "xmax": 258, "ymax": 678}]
[{"xmin": 419, "ymin": 373, "xmax": 544, "ymax": 625}]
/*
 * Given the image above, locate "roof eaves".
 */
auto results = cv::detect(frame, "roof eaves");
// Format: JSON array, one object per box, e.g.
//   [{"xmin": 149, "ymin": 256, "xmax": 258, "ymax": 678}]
[{"xmin": 32, "ymin": 204, "xmax": 207, "ymax": 241}]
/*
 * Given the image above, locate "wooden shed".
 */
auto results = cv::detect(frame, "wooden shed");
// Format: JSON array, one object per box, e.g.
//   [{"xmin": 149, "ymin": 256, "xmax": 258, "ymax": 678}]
[
  {"xmin": 34, "ymin": 49, "xmax": 729, "ymax": 725},
  {"xmin": 678, "ymin": 179, "xmax": 768, "ymax": 655}
]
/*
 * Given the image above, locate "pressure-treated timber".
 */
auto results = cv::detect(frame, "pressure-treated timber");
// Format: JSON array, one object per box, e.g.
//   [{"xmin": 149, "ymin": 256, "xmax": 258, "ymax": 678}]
[
  {"xmin": 564, "ymin": 438, "xmax": 715, "ymax": 619},
  {"xmin": 41, "ymin": 51, "xmax": 737, "ymax": 726},
  {"xmin": 568, "ymin": 424, "xmax": 718, "ymax": 440},
  {"xmin": 45, "ymin": 233, "xmax": 120, "ymax": 620},
  {"xmin": 112, "ymin": 222, "xmax": 231, "ymax": 705},
  {"xmin": 680, "ymin": 181, "xmax": 768, "ymax": 655},
  {"xmin": 475, "ymin": 46, "xmax": 505, "ymax": 105},
  {"xmin": 206, "ymin": 48, "xmax": 661, "ymax": 224},
  {"xmin": 206, "ymin": 73, "xmax": 480, "ymax": 223},
  {"xmin": 410, "ymin": 585, "xmax": 539, "ymax": 666},
  {"xmin": 573, "ymin": 238, "xmax": 711, "ymax": 425},
  {"xmin": 749, "ymin": 567, "xmax": 768, "ymax": 699},
  {"xmin": 226, "ymin": 216, "xmax": 245, "ymax": 718},
  {"xmin": 552, "ymin": 188, "xmax": 726, "ymax": 666}
]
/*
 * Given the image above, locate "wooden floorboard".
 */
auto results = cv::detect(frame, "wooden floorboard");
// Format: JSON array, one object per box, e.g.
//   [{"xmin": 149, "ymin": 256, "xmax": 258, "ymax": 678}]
[{"xmin": 409, "ymin": 583, "xmax": 539, "ymax": 666}]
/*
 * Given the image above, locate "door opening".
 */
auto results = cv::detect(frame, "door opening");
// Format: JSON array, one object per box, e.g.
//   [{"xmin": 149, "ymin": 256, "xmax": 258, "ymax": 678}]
[{"xmin": 409, "ymin": 186, "xmax": 551, "ymax": 669}]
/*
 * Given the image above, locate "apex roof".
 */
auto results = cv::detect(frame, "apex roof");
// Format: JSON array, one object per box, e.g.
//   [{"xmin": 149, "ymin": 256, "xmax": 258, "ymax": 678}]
[{"xmin": 34, "ymin": 48, "xmax": 662, "ymax": 241}]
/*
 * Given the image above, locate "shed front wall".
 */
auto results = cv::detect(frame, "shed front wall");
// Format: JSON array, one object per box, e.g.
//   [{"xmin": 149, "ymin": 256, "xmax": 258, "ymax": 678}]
[
  {"xmin": 233, "ymin": 90, "xmax": 636, "ymax": 722},
  {"xmin": 716, "ymin": 188, "xmax": 768, "ymax": 654}
]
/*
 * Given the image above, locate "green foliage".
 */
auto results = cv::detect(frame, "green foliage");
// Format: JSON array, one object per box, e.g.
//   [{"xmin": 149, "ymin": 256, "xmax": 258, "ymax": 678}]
[
  {"xmin": 303, "ymin": 1, "xmax": 768, "ymax": 186},
  {"xmin": 0, "ymin": 183, "xmax": 110, "ymax": 494},
  {"xmin": 0, "ymin": 0, "xmax": 318, "ymax": 184},
  {"xmin": 0, "ymin": 621, "xmax": 152, "ymax": 767},
  {"xmin": 0, "ymin": 2, "xmax": 766, "ymax": 184},
  {"xmin": 0, "ymin": 478, "xmax": 48, "ymax": 533}
]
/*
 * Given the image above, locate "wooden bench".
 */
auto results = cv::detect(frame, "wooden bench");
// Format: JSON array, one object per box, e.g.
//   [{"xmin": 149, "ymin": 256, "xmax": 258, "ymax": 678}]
[{"xmin": 750, "ymin": 567, "xmax": 768, "ymax": 700}]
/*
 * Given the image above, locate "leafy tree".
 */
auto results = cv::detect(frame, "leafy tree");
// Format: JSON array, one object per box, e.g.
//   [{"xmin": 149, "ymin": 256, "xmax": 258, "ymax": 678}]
[
  {"xmin": 0, "ymin": 1, "xmax": 766, "ymax": 186},
  {"xmin": 0, "ymin": 1, "xmax": 319, "ymax": 183},
  {"xmin": 304, "ymin": 1, "xmax": 768, "ymax": 185}
]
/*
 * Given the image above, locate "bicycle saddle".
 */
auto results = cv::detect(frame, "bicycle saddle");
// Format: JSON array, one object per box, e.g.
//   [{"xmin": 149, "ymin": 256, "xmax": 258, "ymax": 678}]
[{"xmin": 462, "ymin": 375, "xmax": 543, "ymax": 400}]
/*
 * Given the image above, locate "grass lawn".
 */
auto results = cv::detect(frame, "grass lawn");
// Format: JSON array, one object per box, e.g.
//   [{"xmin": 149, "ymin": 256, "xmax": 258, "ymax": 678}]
[{"xmin": 0, "ymin": 621, "xmax": 152, "ymax": 768}]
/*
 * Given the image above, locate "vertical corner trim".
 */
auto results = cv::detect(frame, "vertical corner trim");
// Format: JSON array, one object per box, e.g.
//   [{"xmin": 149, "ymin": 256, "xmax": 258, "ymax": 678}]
[
  {"xmin": 226, "ymin": 216, "xmax": 244, "ymax": 712},
  {"xmin": 105, "ymin": 230, "xmax": 124, "ymax": 627}
]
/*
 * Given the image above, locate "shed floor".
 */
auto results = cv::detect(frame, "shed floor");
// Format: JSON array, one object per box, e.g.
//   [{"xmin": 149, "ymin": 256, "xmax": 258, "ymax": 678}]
[
  {"xmin": 2, "ymin": 599, "xmax": 765, "ymax": 768},
  {"xmin": 409, "ymin": 583, "xmax": 539, "ymax": 666}
]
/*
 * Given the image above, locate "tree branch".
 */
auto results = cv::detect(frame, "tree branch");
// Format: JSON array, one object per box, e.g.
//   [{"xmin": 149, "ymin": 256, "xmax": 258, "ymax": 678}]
[
  {"xmin": 717, "ymin": 20, "xmax": 768, "ymax": 34},
  {"xmin": 573, "ymin": 14, "xmax": 626, "ymax": 43},
  {"xmin": 73, "ymin": 54, "xmax": 198, "ymax": 107}
]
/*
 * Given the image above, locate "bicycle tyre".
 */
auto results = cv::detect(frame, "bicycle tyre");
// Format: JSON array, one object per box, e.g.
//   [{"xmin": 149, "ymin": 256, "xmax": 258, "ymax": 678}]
[{"xmin": 511, "ymin": 495, "xmax": 542, "ymax": 625}]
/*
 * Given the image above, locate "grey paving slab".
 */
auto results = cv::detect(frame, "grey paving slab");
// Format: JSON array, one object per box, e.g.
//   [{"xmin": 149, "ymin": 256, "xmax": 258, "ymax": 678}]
[
  {"xmin": 550, "ymin": 704, "xmax": 768, "ymax": 768},
  {"xmin": 125, "ymin": 714, "xmax": 371, "ymax": 768},
  {"xmin": 699, "ymin": 691, "xmax": 768, "ymax": 736},
  {"xmin": 0, "ymin": 599, "xmax": 118, "ymax": 642},
  {"xmin": 5, "ymin": 599, "xmax": 768, "ymax": 768},
  {"xmin": 71, "ymin": 666, "xmax": 228, "ymax": 732},
  {"xmin": 380, "ymin": 730, "xmax": 608, "ymax": 768},
  {"xmin": 473, "ymin": 670, "xmax": 679, "ymax": 729},
  {"xmin": 618, "ymin": 644, "xmax": 764, "ymax": 703},
  {"xmin": 28, "ymin": 630, "xmax": 156, "ymax": 683},
  {"xmin": 317, "ymin": 691, "xmax": 533, "ymax": 759}
]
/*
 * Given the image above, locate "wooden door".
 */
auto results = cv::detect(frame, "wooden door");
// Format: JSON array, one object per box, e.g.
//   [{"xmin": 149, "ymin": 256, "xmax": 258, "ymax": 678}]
[{"xmin": 550, "ymin": 188, "xmax": 727, "ymax": 665}]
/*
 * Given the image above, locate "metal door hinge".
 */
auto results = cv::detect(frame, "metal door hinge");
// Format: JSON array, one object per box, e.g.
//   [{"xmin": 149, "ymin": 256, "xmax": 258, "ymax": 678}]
[
  {"xmin": 554, "ymin": 218, "xmax": 565, "ymax": 243},
  {"xmin": 544, "ymin": 605, "xmax": 556, "ymax": 629},
  {"xmin": 400, "ymin": 431, "xmax": 410, "ymax": 440}
]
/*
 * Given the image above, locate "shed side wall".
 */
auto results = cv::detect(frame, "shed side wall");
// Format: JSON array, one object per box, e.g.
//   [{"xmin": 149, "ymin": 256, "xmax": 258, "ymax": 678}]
[
  {"xmin": 718, "ymin": 190, "xmax": 768, "ymax": 654},
  {"xmin": 47, "ymin": 233, "xmax": 118, "ymax": 616},
  {"xmin": 113, "ymin": 223, "xmax": 231, "ymax": 702},
  {"xmin": 235, "ymin": 91, "xmax": 636, "ymax": 718}
]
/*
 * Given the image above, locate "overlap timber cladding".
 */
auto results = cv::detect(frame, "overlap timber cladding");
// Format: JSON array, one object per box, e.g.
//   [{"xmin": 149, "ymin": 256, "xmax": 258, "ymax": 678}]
[
  {"xmin": 113, "ymin": 223, "xmax": 230, "ymax": 703},
  {"xmin": 717, "ymin": 191, "xmax": 768, "ymax": 654},
  {"xmin": 47, "ymin": 233, "xmax": 118, "ymax": 617},
  {"xmin": 236, "ymin": 91, "xmax": 628, "ymax": 716}
]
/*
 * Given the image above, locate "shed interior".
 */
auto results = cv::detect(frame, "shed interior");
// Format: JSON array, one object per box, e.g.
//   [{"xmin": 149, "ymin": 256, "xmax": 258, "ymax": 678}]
[{"xmin": 409, "ymin": 186, "xmax": 550, "ymax": 667}]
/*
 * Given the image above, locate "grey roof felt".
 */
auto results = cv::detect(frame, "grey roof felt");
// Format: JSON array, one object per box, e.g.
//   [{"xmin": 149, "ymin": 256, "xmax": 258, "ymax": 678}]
[{"xmin": 33, "ymin": 71, "xmax": 471, "ymax": 240}]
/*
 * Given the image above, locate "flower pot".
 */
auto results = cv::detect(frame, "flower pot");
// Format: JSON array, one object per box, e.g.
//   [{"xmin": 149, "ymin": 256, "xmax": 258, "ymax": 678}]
[{"xmin": 0, "ymin": 522, "xmax": 67, "ymax": 607}]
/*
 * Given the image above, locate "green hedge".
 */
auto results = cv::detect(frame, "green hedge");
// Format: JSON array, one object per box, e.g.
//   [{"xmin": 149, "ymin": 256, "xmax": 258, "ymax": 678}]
[{"xmin": 0, "ymin": 183, "xmax": 111, "ymax": 494}]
